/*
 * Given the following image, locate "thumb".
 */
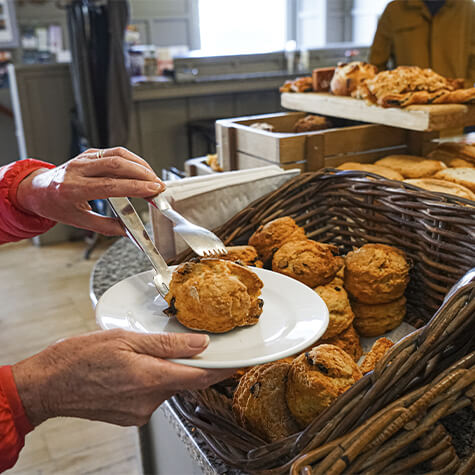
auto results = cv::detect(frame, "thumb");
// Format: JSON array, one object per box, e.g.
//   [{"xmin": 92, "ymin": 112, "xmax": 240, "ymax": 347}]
[{"xmin": 126, "ymin": 332, "xmax": 210, "ymax": 359}]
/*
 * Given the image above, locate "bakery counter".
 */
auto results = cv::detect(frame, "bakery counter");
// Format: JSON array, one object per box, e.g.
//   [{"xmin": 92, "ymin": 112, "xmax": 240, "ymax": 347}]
[{"xmin": 90, "ymin": 237, "xmax": 243, "ymax": 475}]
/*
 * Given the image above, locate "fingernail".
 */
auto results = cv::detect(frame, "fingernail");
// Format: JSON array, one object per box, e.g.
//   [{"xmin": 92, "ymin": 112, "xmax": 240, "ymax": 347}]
[
  {"xmin": 185, "ymin": 334, "xmax": 209, "ymax": 349},
  {"xmin": 147, "ymin": 183, "xmax": 161, "ymax": 193}
]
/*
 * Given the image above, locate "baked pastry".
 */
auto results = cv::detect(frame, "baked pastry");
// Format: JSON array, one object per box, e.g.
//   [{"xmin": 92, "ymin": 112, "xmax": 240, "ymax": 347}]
[
  {"xmin": 360, "ymin": 337, "xmax": 394, "ymax": 374},
  {"xmin": 374, "ymin": 155, "xmax": 446, "ymax": 178},
  {"xmin": 428, "ymin": 142, "xmax": 475, "ymax": 165},
  {"xmin": 314, "ymin": 281, "xmax": 354, "ymax": 339},
  {"xmin": 337, "ymin": 162, "xmax": 404, "ymax": 181},
  {"xmin": 352, "ymin": 296, "xmax": 407, "ymax": 337},
  {"xmin": 404, "ymin": 178, "xmax": 475, "ymax": 201},
  {"xmin": 433, "ymin": 168, "xmax": 475, "ymax": 192},
  {"xmin": 165, "ymin": 259, "xmax": 263, "ymax": 333},
  {"xmin": 286, "ymin": 344, "xmax": 362, "ymax": 427},
  {"xmin": 312, "ymin": 67, "xmax": 335, "ymax": 92},
  {"xmin": 250, "ymin": 122, "xmax": 275, "ymax": 132},
  {"xmin": 220, "ymin": 245, "xmax": 264, "ymax": 268},
  {"xmin": 205, "ymin": 154, "xmax": 223, "ymax": 172},
  {"xmin": 233, "ymin": 362, "xmax": 299, "ymax": 442},
  {"xmin": 293, "ymin": 115, "xmax": 330, "ymax": 133},
  {"xmin": 344, "ymin": 244, "xmax": 410, "ymax": 304},
  {"xmin": 330, "ymin": 62, "xmax": 377, "ymax": 96},
  {"xmin": 280, "ymin": 77, "xmax": 313, "ymax": 93},
  {"xmin": 273, "ymin": 240, "xmax": 343, "ymax": 288},
  {"xmin": 321, "ymin": 324, "xmax": 362, "ymax": 362},
  {"xmin": 249, "ymin": 217, "xmax": 306, "ymax": 265}
]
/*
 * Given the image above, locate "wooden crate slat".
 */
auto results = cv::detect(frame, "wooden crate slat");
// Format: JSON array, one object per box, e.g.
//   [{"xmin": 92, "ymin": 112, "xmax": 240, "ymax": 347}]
[{"xmin": 236, "ymin": 151, "xmax": 306, "ymax": 171}]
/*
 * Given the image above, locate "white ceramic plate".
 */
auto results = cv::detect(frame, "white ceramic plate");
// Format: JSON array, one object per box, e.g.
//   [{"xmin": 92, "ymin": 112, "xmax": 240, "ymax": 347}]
[{"xmin": 96, "ymin": 267, "xmax": 329, "ymax": 368}]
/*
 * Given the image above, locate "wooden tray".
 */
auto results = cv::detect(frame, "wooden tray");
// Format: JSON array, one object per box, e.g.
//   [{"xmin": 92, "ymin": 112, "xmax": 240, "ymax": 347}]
[{"xmin": 281, "ymin": 92, "xmax": 475, "ymax": 131}]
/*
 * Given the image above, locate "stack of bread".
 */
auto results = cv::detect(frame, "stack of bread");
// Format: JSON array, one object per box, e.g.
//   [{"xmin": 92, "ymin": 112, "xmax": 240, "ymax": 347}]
[
  {"xmin": 227, "ymin": 217, "xmax": 409, "ymax": 442},
  {"xmin": 337, "ymin": 147, "xmax": 475, "ymax": 202}
]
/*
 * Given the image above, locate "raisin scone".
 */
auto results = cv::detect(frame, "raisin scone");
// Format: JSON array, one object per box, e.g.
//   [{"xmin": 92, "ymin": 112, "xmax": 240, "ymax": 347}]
[
  {"xmin": 359, "ymin": 338, "xmax": 394, "ymax": 375},
  {"xmin": 352, "ymin": 296, "xmax": 407, "ymax": 337},
  {"xmin": 344, "ymin": 244, "xmax": 410, "ymax": 304},
  {"xmin": 286, "ymin": 344, "xmax": 362, "ymax": 428},
  {"xmin": 233, "ymin": 362, "xmax": 299, "ymax": 442},
  {"xmin": 374, "ymin": 155, "xmax": 446, "ymax": 178},
  {"xmin": 273, "ymin": 240, "xmax": 343, "ymax": 288},
  {"xmin": 249, "ymin": 217, "xmax": 307, "ymax": 265},
  {"xmin": 165, "ymin": 259, "xmax": 263, "ymax": 333},
  {"xmin": 220, "ymin": 245, "xmax": 264, "ymax": 268},
  {"xmin": 321, "ymin": 324, "xmax": 363, "ymax": 362}
]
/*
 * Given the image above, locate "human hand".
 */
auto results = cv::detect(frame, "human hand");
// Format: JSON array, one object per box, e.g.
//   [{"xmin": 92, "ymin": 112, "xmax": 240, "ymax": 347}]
[
  {"xmin": 16, "ymin": 147, "xmax": 164, "ymax": 236},
  {"xmin": 12, "ymin": 329, "xmax": 234, "ymax": 427}
]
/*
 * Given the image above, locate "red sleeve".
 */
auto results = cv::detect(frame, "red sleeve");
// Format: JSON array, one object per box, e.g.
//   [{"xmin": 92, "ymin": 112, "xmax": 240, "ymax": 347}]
[
  {"xmin": 0, "ymin": 159, "xmax": 56, "ymax": 244},
  {"xmin": 0, "ymin": 366, "xmax": 34, "ymax": 472}
]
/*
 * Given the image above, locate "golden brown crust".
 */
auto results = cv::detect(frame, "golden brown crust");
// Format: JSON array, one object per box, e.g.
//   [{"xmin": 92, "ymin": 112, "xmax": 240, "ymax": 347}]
[
  {"xmin": 429, "ymin": 142, "xmax": 475, "ymax": 164},
  {"xmin": 344, "ymin": 244, "xmax": 410, "ymax": 304},
  {"xmin": 293, "ymin": 115, "xmax": 330, "ymax": 133},
  {"xmin": 232, "ymin": 362, "xmax": 299, "ymax": 442},
  {"xmin": 359, "ymin": 337, "xmax": 394, "ymax": 374},
  {"xmin": 330, "ymin": 62, "xmax": 377, "ymax": 96},
  {"xmin": 272, "ymin": 240, "xmax": 343, "ymax": 288},
  {"xmin": 314, "ymin": 281, "xmax": 354, "ymax": 339},
  {"xmin": 434, "ymin": 168, "xmax": 475, "ymax": 192},
  {"xmin": 249, "ymin": 217, "xmax": 307, "ymax": 265},
  {"xmin": 374, "ymin": 155, "xmax": 446, "ymax": 179},
  {"xmin": 403, "ymin": 178, "xmax": 475, "ymax": 201},
  {"xmin": 220, "ymin": 245, "xmax": 264, "ymax": 268},
  {"xmin": 286, "ymin": 344, "xmax": 362, "ymax": 428},
  {"xmin": 165, "ymin": 259, "xmax": 263, "ymax": 333},
  {"xmin": 321, "ymin": 325, "xmax": 362, "ymax": 362},
  {"xmin": 352, "ymin": 296, "xmax": 407, "ymax": 337},
  {"xmin": 280, "ymin": 77, "xmax": 313, "ymax": 93},
  {"xmin": 337, "ymin": 162, "xmax": 404, "ymax": 181}
]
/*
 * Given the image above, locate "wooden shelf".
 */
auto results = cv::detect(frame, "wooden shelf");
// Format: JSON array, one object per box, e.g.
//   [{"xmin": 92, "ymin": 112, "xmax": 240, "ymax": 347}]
[{"xmin": 281, "ymin": 92, "xmax": 475, "ymax": 132}]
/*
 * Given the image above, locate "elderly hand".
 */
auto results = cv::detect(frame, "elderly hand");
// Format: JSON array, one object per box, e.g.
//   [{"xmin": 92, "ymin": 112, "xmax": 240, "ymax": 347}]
[
  {"xmin": 16, "ymin": 147, "xmax": 164, "ymax": 236},
  {"xmin": 13, "ymin": 329, "xmax": 234, "ymax": 427}
]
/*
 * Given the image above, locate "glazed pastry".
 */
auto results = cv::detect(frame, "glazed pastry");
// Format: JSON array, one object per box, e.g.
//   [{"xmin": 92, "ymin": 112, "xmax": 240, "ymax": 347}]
[
  {"xmin": 273, "ymin": 240, "xmax": 343, "ymax": 288},
  {"xmin": 233, "ymin": 362, "xmax": 299, "ymax": 442},
  {"xmin": 286, "ymin": 344, "xmax": 362, "ymax": 427},
  {"xmin": 220, "ymin": 245, "xmax": 264, "ymax": 268},
  {"xmin": 433, "ymin": 168, "xmax": 475, "ymax": 192},
  {"xmin": 314, "ymin": 281, "xmax": 354, "ymax": 339},
  {"xmin": 249, "ymin": 216, "xmax": 306, "ymax": 265},
  {"xmin": 404, "ymin": 178, "xmax": 475, "ymax": 201},
  {"xmin": 293, "ymin": 115, "xmax": 330, "ymax": 133},
  {"xmin": 374, "ymin": 155, "xmax": 446, "ymax": 179},
  {"xmin": 337, "ymin": 162, "xmax": 404, "ymax": 181},
  {"xmin": 164, "ymin": 259, "xmax": 263, "ymax": 333},
  {"xmin": 352, "ymin": 296, "xmax": 406, "ymax": 337},
  {"xmin": 321, "ymin": 325, "xmax": 363, "ymax": 362},
  {"xmin": 330, "ymin": 61, "xmax": 377, "ymax": 97},
  {"xmin": 344, "ymin": 244, "xmax": 410, "ymax": 304},
  {"xmin": 359, "ymin": 337, "xmax": 394, "ymax": 374}
]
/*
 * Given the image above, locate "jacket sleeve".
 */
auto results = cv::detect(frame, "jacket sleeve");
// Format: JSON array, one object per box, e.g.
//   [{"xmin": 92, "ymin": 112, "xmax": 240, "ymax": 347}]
[
  {"xmin": 0, "ymin": 159, "xmax": 56, "ymax": 245},
  {"xmin": 0, "ymin": 366, "xmax": 34, "ymax": 472},
  {"xmin": 369, "ymin": 4, "xmax": 393, "ymax": 71}
]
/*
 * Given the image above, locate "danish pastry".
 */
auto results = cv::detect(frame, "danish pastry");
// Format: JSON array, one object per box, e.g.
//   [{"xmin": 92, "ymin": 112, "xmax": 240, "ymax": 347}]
[{"xmin": 330, "ymin": 62, "xmax": 377, "ymax": 97}]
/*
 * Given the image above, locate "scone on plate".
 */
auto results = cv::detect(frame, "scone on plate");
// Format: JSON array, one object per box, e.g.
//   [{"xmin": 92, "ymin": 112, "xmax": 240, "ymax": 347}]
[
  {"xmin": 164, "ymin": 259, "xmax": 263, "ymax": 333},
  {"xmin": 321, "ymin": 324, "xmax": 362, "ymax": 362},
  {"xmin": 314, "ymin": 281, "xmax": 354, "ymax": 339},
  {"xmin": 233, "ymin": 362, "xmax": 299, "ymax": 442},
  {"xmin": 337, "ymin": 162, "xmax": 403, "ymax": 181},
  {"xmin": 374, "ymin": 155, "xmax": 446, "ymax": 178},
  {"xmin": 220, "ymin": 245, "xmax": 264, "ymax": 267},
  {"xmin": 344, "ymin": 244, "xmax": 410, "ymax": 304},
  {"xmin": 273, "ymin": 240, "xmax": 343, "ymax": 288},
  {"xmin": 360, "ymin": 337, "xmax": 394, "ymax": 374},
  {"xmin": 404, "ymin": 178, "xmax": 475, "ymax": 201},
  {"xmin": 286, "ymin": 344, "xmax": 362, "ymax": 428},
  {"xmin": 352, "ymin": 296, "xmax": 407, "ymax": 337},
  {"xmin": 249, "ymin": 217, "xmax": 307, "ymax": 265},
  {"xmin": 433, "ymin": 168, "xmax": 475, "ymax": 192}
]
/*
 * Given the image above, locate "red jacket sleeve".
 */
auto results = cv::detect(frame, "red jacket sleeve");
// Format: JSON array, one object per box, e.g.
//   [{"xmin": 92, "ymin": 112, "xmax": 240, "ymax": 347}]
[
  {"xmin": 0, "ymin": 366, "xmax": 34, "ymax": 472},
  {"xmin": 0, "ymin": 159, "xmax": 56, "ymax": 244}
]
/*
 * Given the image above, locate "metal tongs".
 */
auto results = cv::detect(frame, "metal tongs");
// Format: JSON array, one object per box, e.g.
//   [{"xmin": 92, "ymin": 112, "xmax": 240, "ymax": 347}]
[{"xmin": 108, "ymin": 194, "xmax": 227, "ymax": 298}]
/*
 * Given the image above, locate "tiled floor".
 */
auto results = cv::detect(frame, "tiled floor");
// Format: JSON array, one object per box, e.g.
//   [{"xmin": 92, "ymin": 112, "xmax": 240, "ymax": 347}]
[{"xmin": 1, "ymin": 240, "xmax": 141, "ymax": 475}]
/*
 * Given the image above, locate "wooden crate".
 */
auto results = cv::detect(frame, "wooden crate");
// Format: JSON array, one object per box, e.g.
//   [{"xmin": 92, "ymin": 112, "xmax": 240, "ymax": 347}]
[{"xmin": 216, "ymin": 112, "xmax": 439, "ymax": 172}]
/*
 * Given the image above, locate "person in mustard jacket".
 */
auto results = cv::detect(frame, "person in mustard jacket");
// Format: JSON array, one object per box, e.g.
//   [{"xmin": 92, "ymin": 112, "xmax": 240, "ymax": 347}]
[{"xmin": 369, "ymin": 0, "xmax": 475, "ymax": 84}]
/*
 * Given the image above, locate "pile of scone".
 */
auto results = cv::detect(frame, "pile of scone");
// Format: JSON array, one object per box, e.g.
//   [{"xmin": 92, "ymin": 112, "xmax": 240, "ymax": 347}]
[
  {"xmin": 338, "ymin": 144, "xmax": 475, "ymax": 202},
  {"xmin": 226, "ymin": 216, "xmax": 410, "ymax": 442}
]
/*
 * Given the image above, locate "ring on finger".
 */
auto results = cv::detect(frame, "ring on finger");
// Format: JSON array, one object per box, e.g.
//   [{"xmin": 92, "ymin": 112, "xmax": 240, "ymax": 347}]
[{"xmin": 95, "ymin": 149, "xmax": 105, "ymax": 159}]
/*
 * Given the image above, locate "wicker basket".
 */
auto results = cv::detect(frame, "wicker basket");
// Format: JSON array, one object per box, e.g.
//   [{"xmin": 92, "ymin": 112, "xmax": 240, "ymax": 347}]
[{"xmin": 169, "ymin": 170, "xmax": 475, "ymax": 473}]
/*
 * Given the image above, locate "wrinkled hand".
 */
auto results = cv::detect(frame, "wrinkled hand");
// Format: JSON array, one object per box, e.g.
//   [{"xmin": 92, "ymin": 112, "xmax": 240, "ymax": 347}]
[
  {"xmin": 16, "ymin": 147, "xmax": 164, "ymax": 236},
  {"xmin": 13, "ymin": 329, "xmax": 234, "ymax": 427}
]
